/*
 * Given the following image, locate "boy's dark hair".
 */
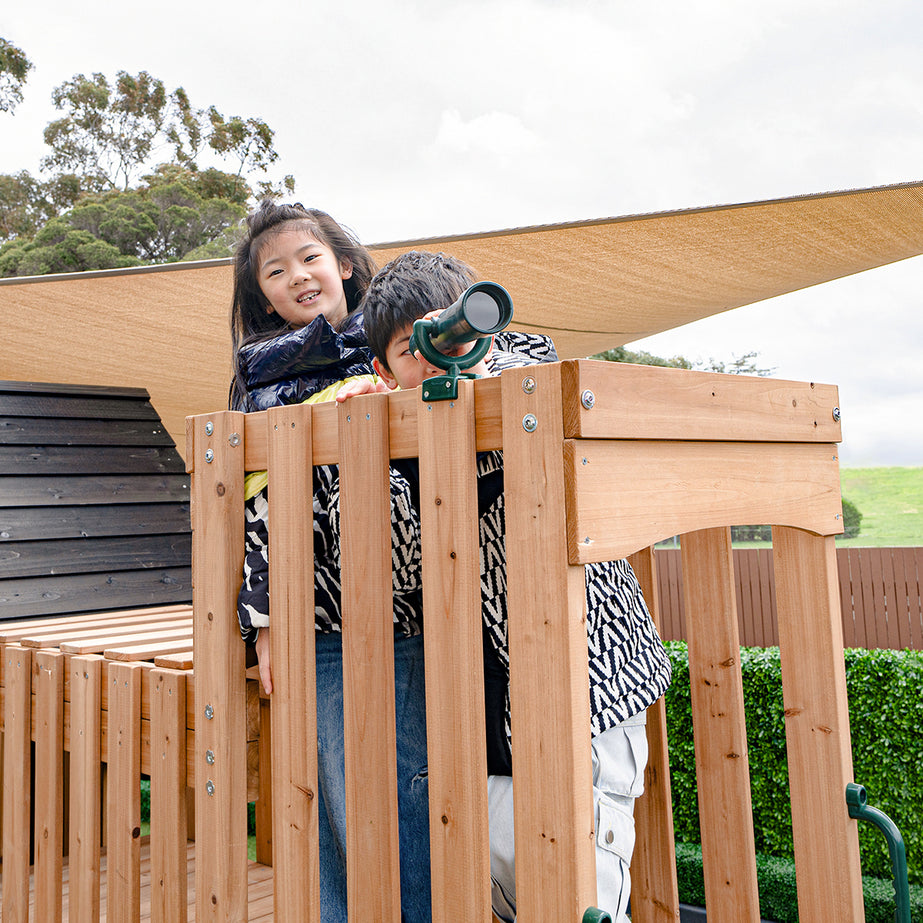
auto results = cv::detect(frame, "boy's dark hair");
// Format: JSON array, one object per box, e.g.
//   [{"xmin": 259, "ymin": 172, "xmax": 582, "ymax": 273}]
[
  {"xmin": 230, "ymin": 199, "xmax": 376, "ymax": 351},
  {"xmin": 361, "ymin": 250, "xmax": 477, "ymax": 369}
]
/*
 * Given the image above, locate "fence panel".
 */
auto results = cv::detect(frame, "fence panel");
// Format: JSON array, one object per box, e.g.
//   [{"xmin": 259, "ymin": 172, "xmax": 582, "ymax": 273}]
[{"xmin": 656, "ymin": 546, "xmax": 923, "ymax": 650}]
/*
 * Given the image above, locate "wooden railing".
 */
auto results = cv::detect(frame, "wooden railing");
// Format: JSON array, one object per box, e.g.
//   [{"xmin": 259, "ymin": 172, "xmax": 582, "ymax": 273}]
[
  {"xmin": 655, "ymin": 545, "xmax": 923, "ymax": 649},
  {"xmin": 188, "ymin": 358, "xmax": 865, "ymax": 922}
]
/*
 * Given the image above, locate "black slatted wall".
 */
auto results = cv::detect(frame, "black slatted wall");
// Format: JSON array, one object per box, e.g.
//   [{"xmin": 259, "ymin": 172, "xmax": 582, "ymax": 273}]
[{"xmin": 0, "ymin": 380, "xmax": 192, "ymax": 622}]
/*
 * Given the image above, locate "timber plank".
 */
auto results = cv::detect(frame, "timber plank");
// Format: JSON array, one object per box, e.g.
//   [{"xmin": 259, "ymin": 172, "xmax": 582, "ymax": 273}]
[
  {"xmin": 681, "ymin": 527, "xmax": 760, "ymax": 922},
  {"xmin": 0, "ymin": 415, "xmax": 173, "ymax": 446},
  {"xmin": 339, "ymin": 394, "xmax": 402, "ymax": 922},
  {"xmin": 107, "ymin": 661, "xmax": 143, "ymax": 922},
  {"xmin": 0, "ymin": 533, "xmax": 191, "ymax": 579},
  {"xmin": 34, "ymin": 649, "xmax": 65, "ymax": 921},
  {"xmin": 69, "ymin": 654, "xmax": 103, "ymax": 923},
  {"xmin": 0, "ymin": 392, "xmax": 161, "ymax": 420},
  {"xmin": 0, "ymin": 503, "xmax": 190, "ymax": 542},
  {"xmin": 265, "ymin": 401, "xmax": 319, "ymax": 922},
  {"xmin": 0, "ymin": 473, "xmax": 190, "ymax": 507},
  {"xmin": 418, "ymin": 381, "xmax": 492, "ymax": 922},
  {"xmin": 0, "ymin": 444, "xmax": 185, "ymax": 476}
]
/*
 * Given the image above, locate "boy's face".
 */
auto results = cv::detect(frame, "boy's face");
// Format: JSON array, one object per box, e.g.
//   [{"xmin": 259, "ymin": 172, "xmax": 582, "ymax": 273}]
[{"xmin": 373, "ymin": 322, "xmax": 492, "ymax": 391}]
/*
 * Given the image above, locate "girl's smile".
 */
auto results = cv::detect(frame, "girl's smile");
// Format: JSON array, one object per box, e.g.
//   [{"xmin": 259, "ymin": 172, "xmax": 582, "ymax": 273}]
[{"xmin": 258, "ymin": 226, "xmax": 353, "ymax": 329}]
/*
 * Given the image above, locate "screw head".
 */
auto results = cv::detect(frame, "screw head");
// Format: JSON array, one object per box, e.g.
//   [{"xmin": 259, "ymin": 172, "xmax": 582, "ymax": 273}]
[
  {"xmin": 205, "ymin": 749, "xmax": 215, "ymax": 765},
  {"xmin": 832, "ymin": 406, "xmax": 841, "ymax": 422},
  {"xmin": 205, "ymin": 421, "xmax": 214, "ymax": 436},
  {"xmin": 204, "ymin": 704, "xmax": 214, "ymax": 720},
  {"xmin": 581, "ymin": 389, "xmax": 596, "ymax": 410},
  {"xmin": 206, "ymin": 780, "xmax": 215, "ymax": 796},
  {"xmin": 522, "ymin": 414, "xmax": 538, "ymax": 433},
  {"xmin": 228, "ymin": 432, "xmax": 241, "ymax": 447},
  {"xmin": 204, "ymin": 448, "xmax": 214, "ymax": 464},
  {"xmin": 522, "ymin": 376, "xmax": 536, "ymax": 394}
]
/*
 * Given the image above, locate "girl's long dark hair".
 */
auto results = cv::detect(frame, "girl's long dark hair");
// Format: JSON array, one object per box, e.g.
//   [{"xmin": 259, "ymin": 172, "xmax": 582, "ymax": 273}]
[{"xmin": 229, "ymin": 200, "xmax": 376, "ymax": 408}]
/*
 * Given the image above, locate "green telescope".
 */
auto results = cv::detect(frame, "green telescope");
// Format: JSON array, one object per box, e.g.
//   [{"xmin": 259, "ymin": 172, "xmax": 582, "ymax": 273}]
[{"xmin": 408, "ymin": 281, "xmax": 514, "ymax": 401}]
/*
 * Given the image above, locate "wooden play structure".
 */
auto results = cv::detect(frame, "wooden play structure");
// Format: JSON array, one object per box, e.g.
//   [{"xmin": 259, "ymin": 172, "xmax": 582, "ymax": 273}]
[{"xmin": 1, "ymin": 358, "xmax": 865, "ymax": 921}]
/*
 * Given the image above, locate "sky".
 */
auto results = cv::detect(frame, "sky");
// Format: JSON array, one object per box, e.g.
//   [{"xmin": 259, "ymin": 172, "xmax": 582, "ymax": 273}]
[{"xmin": 3, "ymin": 0, "xmax": 923, "ymax": 467}]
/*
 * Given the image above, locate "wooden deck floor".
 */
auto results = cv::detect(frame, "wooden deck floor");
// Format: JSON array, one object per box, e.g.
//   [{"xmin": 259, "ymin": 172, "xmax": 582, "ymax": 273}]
[{"xmin": 0, "ymin": 839, "xmax": 275, "ymax": 922}]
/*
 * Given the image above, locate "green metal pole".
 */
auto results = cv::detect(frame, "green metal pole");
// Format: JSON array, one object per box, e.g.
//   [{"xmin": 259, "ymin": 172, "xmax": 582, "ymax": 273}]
[{"xmin": 846, "ymin": 782, "xmax": 911, "ymax": 923}]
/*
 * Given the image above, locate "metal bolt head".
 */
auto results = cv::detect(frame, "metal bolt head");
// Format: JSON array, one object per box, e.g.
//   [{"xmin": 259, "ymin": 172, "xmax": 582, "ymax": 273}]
[
  {"xmin": 522, "ymin": 414, "xmax": 538, "ymax": 433},
  {"xmin": 522, "ymin": 376, "xmax": 536, "ymax": 394},
  {"xmin": 832, "ymin": 406, "xmax": 841, "ymax": 422},
  {"xmin": 206, "ymin": 780, "xmax": 215, "ymax": 796},
  {"xmin": 205, "ymin": 749, "xmax": 215, "ymax": 765},
  {"xmin": 228, "ymin": 432, "xmax": 241, "ymax": 447},
  {"xmin": 205, "ymin": 421, "xmax": 214, "ymax": 436},
  {"xmin": 204, "ymin": 704, "xmax": 214, "ymax": 720},
  {"xmin": 204, "ymin": 448, "xmax": 214, "ymax": 464},
  {"xmin": 581, "ymin": 389, "xmax": 596, "ymax": 410}
]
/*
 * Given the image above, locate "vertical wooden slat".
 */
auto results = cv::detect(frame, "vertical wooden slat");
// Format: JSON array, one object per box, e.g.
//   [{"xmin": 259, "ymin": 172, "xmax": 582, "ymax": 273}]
[
  {"xmin": 190, "ymin": 410, "xmax": 249, "ymax": 923},
  {"xmin": 773, "ymin": 527, "xmax": 864, "ymax": 921},
  {"xmin": 836, "ymin": 548, "xmax": 857, "ymax": 648},
  {"xmin": 502, "ymin": 362, "xmax": 596, "ymax": 923},
  {"xmin": 107, "ymin": 660, "xmax": 142, "ymax": 923},
  {"xmin": 901, "ymin": 547, "xmax": 923, "ymax": 650},
  {"xmin": 681, "ymin": 527, "xmax": 760, "ymax": 922},
  {"xmin": 2, "ymin": 643, "xmax": 32, "ymax": 923},
  {"xmin": 265, "ymin": 402, "xmax": 319, "ymax": 922},
  {"xmin": 69, "ymin": 654, "xmax": 103, "ymax": 923},
  {"xmin": 338, "ymin": 394, "xmax": 402, "ymax": 922},
  {"xmin": 34, "ymin": 650, "xmax": 65, "ymax": 922},
  {"xmin": 150, "ymin": 668, "xmax": 188, "ymax": 923},
  {"xmin": 878, "ymin": 548, "xmax": 902, "ymax": 650},
  {"xmin": 254, "ymin": 696, "xmax": 273, "ymax": 865},
  {"xmin": 627, "ymin": 546, "xmax": 680, "ymax": 923},
  {"xmin": 855, "ymin": 548, "xmax": 877, "ymax": 647},
  {"xmin": 733, "ymin": 549, "xmax": 755, "ymax": 646},
  {"xmin": 761, "ymin": 548, "xmax": 779, "ymax": 647},
  {"xmin": 418, "ymin": 382, "xmax": 492, "ymax": 922}
]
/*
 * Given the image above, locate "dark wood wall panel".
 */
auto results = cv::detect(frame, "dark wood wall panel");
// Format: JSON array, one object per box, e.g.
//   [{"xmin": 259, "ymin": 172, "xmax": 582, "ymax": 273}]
[
  {"xmin": 1, "ymin": 474, "xmax": 190, "ymax": 507},
  {"xmin": 0, "ymin": 534, "xmax": 192, "ymax": 578},
  {"xmin": 0, "ymin": 381, "xmax": 193, "ymax": 623},
  {"xmin": 0, "ymin": 444, "xmax": 185, "ymax": 476},
  {"xmin": 0, "ymin": 504, "xmax": 191, "ymax": 541},
  {"xmin": 0, "ymin": 568, "xmax": 192, "ymax": 619}
]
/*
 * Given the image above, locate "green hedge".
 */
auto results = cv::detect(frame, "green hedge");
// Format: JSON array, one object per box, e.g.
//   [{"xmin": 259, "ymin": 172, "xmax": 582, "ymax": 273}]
[
  {"xmin": 665, "ymin": 642, "xmax": 923, "ymax": 890},
  {"xmin": 676, "ymin": 841, "xmax": 923, "ymax": 923}
]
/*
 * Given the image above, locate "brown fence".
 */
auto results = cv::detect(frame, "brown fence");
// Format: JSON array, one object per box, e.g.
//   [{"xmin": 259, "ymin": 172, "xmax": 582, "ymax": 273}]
[{"xmin": 655, "ymin": 545, "xmax": 923, "ymax": 650}]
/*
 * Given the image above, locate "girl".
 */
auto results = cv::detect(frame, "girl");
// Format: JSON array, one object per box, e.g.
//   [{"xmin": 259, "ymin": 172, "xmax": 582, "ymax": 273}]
[{"xmin": 230, "ymin": 200, "xmax": 431, "ymax": 923}]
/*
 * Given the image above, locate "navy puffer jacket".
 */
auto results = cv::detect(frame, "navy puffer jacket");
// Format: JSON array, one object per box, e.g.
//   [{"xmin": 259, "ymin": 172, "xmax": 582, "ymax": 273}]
[{"xmin": 232, "ymin": 311, "xmax": 373, "ymax": 412}]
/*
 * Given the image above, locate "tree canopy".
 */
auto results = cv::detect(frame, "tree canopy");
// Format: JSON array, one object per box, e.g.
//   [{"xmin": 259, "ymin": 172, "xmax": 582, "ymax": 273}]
[
  {"xmin": 0, "ymin": 38, "xmax": 32, "ymax": 113},
  {"xmin": 0, "ymin": 42, "xmax": 294, "ymax": 276}
]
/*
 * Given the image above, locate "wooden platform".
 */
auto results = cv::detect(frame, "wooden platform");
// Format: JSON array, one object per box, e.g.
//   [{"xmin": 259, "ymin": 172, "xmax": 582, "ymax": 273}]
[{"xmin": 0, "ymin": 839, "xmax": 274, "ymax": 922}]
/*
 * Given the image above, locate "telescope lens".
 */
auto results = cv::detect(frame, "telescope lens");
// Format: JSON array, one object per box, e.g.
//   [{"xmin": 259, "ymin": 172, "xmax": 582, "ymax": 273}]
[{"xmin": 463, "ymin": 290, "xmax": 503, "ymax": 331}]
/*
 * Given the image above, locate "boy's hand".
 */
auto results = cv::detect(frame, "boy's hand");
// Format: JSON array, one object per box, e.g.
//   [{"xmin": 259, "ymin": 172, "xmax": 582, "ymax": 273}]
[{"xmin": 335, "ymin": 379, "xmax": 390, "ymax": 402}]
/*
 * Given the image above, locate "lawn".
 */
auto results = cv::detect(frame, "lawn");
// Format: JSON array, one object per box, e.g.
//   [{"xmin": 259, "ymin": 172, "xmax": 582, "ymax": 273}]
[{"xmin": 838, "ymin": 466, "xmax": 923, "ymax": 547}]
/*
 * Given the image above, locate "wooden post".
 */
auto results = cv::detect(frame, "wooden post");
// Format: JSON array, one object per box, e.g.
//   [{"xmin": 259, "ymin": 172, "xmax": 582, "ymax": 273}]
[
  {"xmin": 150, "ymin": 667, "xmax": 189, "ymax": 923},
  {"xmin": 69, "ymin": 654, "xmax": 103, "ymax": 923},
  {"xmin": 418, "ymin": 381, "xmax": 492, "ymax": 922},
  {"xmin": 107, "ymin": 660, "xmax": 142, "ymax": 923},
  {"xmin": 190, "ymin": 411, "xmax": 249, "ymax": 922},
  {"xmin": 339, "ymin": 394, "xmax": 402, "ymax": 922},
  {"xmin": 34, "ymin": 650, "xmax": 65, "ymax": 922},
  {"xmin": 628, "ymin": 547, "xmax": 681, "ymax": 923},
  {"xmin": 2, "ymin": 644, "xmax": 32, "ymax": 923},
  {"xmin": 501, "ymin": 362, "xmax": 597, "ymax": 923},
  {"xmin": 265, "ymin": 403, "xmax": 320, "ymax": 921},
  {"xmin": 681, "ymin": 527, "xmax": 760, "ymax": 922},
  {"xmin": 773, "ymin": 527, "xmax": 864, "ymax": 920}
]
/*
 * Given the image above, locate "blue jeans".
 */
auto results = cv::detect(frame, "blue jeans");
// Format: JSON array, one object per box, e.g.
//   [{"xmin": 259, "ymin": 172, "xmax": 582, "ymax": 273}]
[{"xmin": 315, "ymin": 630, "xmax": 431, "ymax": 923}]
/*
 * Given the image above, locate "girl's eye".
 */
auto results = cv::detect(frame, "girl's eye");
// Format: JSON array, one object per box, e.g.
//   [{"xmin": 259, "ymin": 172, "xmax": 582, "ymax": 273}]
[{"xmin": 304, "ymin": 254, "xmax": 318, "ymax": 263}]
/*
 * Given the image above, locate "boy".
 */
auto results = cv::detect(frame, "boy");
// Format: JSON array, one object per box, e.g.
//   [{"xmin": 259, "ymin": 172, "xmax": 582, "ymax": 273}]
[{"xmin": 349, "ymin": 250, "xmax": 672, "ymax": 923}]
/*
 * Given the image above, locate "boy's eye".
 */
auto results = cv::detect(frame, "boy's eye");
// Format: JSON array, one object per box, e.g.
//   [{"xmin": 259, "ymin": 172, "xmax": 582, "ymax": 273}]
[{"xmin": 304, "ymin": 254, "xmax": 318, "ymax": 263}]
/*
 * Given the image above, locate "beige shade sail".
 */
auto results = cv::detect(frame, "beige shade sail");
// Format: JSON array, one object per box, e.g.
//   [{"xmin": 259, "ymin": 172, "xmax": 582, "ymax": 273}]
[{"xmin": 2, "ymin": 179, "xmax": 922, "ymax": 459}]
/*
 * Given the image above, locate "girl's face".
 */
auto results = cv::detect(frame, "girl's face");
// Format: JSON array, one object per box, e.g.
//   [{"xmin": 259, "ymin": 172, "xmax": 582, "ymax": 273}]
[{"xmin": 257, "ymin": 225, "xmax": 353, "ymax": 329}]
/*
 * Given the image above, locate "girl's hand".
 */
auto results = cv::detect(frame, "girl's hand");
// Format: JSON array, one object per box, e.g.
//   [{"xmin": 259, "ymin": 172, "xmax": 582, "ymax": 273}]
[
  {"xmin": 335, "ymin": 379, "xmax": 390, "ymax": 401},
  {"xmin": 255, "ymin": 627, "xmax": 273, "ymax": 695}
]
